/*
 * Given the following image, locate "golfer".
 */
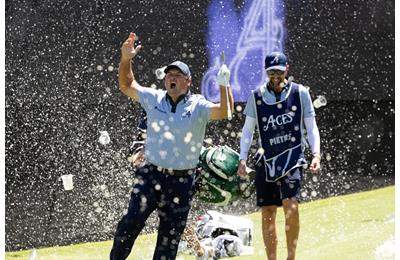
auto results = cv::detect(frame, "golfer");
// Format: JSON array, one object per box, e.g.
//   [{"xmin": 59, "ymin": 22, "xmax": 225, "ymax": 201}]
[{"xmin": 110, "ymin": 32, "xmax": 233, "ymax": 260}]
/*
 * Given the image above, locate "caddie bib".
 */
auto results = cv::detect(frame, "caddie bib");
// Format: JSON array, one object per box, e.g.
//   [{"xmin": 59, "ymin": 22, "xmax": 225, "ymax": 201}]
[{"xmin": 253, "ymin": 82, "xmax": 306, "ymax": 182}]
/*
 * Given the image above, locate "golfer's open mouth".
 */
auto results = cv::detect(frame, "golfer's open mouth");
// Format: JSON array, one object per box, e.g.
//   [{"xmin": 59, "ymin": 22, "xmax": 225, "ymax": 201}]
[{"xmin": 170, "ymin": 83, "xmax": 176, "ymax": 89}]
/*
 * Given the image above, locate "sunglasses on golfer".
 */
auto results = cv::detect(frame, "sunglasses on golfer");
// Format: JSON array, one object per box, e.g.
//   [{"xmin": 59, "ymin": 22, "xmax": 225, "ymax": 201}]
[{"xmin": 267, "ymin": 70, "xmax": 285, "ymax": 76}]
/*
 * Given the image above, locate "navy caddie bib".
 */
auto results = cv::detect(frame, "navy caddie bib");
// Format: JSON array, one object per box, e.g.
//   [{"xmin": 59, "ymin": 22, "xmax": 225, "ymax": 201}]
[{"xmin": 253, "ymin": 82, "xmax": 307, "ymax": 182}]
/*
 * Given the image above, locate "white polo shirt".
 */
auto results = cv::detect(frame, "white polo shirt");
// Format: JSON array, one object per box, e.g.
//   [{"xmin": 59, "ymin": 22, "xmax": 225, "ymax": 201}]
[{"xmin": 137, "ymin": 86, "xmax": 213, "ymax": 170}]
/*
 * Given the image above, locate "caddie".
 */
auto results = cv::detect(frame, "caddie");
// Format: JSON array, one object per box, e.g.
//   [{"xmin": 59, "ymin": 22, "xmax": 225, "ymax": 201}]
[{"xmin": 237, "ymin": 51, "xmax": 321, "ymax": 260}]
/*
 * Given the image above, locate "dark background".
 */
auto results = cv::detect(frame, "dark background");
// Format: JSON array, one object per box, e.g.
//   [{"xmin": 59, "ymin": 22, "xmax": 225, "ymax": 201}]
[{"xmin": 5, "ymin": 0, "xmax": 394, "ymax": 251}]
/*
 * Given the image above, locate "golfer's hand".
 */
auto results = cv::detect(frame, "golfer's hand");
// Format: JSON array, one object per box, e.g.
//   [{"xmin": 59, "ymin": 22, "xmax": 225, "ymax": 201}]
[
  {"xmin": 121, "ymin": 32, "xmax": 142, "ymax": 61},
  {"xmin": 217, "ymin": 64, "xmax": 230, "ymax": 87},
  {"xmin": 132, "ymin": 149, "xmax": 145, "ymax": 168},
  {"xmin": 237, "ymin": 159, "xmax": 248, "ymax": 177},
  {"xmin": 309, "ymin": 156, "xmax": 321, "ymax": 173}
]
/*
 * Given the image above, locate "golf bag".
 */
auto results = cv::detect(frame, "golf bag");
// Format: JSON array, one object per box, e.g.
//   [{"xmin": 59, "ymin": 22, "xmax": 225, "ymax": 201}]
[{"xmin": 197, "ymin": 145, "xmax": 255, "ymax": 206}]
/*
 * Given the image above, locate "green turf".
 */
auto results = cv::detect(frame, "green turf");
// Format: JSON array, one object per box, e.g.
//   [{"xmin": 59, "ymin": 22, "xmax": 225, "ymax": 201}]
[{"xmin": 6, "ymin": 186, "xmax": 395, "ymax": 260}]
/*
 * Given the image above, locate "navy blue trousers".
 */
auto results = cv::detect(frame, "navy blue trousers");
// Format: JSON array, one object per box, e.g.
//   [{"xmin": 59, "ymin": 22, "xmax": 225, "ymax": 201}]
[{"xmin": 110, "ymin": 165, "xmax": 196, "ymax": 260}]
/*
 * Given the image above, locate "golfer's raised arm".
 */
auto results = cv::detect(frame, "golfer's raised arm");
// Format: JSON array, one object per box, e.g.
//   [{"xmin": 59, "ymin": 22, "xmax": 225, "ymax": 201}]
[
  {"xmin": 210, "ymin": 64, "xmax": 234, "ymax": 120},
  {"xmin": 119, "ymin": 32, "xmax": 143, "ymax": 101}
]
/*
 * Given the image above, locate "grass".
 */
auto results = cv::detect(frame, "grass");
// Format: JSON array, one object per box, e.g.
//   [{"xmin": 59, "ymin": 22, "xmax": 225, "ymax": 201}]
[{"xmin": 6, "ymin": 186, "xmax": 395, "ymax": 260}]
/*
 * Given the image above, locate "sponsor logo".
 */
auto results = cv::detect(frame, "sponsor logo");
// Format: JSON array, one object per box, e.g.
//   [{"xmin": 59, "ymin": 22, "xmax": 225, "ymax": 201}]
[
  {"xmin": 271, "ymin": 55, "xmax": 279, "ymax": 64},
  {"xmin": 182, "ymin": 110, "xmax": 192, "ymax": 118},
  {"xmin": 263, "ymin": 112, "xmax": 294, "ymax": 131}
]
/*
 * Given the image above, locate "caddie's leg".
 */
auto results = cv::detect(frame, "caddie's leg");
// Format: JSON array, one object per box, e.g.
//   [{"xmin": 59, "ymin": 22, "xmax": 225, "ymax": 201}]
[
  {"xmin": 282, "ymin": 198, "xmax": 300, "ymax": 260},
  {"xmin": 261, "ymin": 205, "xmax": 278, "ymax": 260},
  {"xmin": 255, "ymin": 160, "xmax": 282, "ymax": 260},
  {"xmin": 153, "ymin": 174, "xmax": 196, "ymax": 260},
  {"xmin": 110, "ymin": 166, "xmax": 158, "ymax": 260},
  {"xmin": 280, "ymin": 167, "xmax": 302, "ymax": 260}
]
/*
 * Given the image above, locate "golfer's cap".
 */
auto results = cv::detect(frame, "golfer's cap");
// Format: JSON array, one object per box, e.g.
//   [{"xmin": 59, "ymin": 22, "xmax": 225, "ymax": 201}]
[
  {"xmin": 265, "ymin": 52, "xmax": 288, "ymax": 71},
  {"xmin": 164, "ymin": 61, "xmax": 191, "ymax": 76}
]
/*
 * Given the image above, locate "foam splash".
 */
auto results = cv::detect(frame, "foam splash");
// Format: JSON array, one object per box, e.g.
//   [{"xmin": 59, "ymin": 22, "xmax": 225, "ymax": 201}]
[
  {"xmin": 374, "ymin": 237, "xmax": 395, "ymax": 260},
  {"xmin": 98, "ymin": 131, "xmax": 111, "ymax": 145}
]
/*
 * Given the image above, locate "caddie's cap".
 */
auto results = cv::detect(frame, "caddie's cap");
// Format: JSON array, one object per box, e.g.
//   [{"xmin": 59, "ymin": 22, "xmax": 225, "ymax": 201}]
[
  {"xmin": 164, "ymin": 61, "xmax": 191, "ymax": 76},
  {"xmin": 264, "ymin": 52, "xmax": 288, "ymax": 71}
]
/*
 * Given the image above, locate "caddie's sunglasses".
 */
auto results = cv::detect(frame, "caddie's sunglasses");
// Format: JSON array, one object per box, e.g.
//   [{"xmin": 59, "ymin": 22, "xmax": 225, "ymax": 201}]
[{"xmin": 267, "ymin": 70, "xmax": 285, "ymax": 76}]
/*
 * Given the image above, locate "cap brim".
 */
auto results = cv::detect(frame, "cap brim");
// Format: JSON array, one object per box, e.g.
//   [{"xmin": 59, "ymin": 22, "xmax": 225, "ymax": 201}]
[
  {"xmin": 266, "ymin": 65, "xmax": 286, "ymax": 71},
  {"xmin": 164, "ymin": 65, "xmax": 182, "ymax": 74},
  {"xmin": 164, "ymin": 65, "xmax": 191, "ymax": 76}
]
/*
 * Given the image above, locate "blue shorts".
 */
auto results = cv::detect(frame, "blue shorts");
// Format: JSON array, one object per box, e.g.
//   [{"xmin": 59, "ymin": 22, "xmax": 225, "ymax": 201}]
[{"xmin": 255, "ymin": 163, "xmax": 303, "ymax": 207}]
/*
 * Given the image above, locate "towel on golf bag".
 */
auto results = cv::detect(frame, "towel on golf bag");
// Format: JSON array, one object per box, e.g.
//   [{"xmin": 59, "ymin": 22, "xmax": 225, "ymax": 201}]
[{"xmin": 212, "ymin": 234, "xmax": 243, "ymax": 258}]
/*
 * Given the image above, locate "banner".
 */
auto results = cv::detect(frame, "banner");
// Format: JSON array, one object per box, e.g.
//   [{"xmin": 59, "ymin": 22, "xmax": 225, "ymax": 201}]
[{"xmin": 201, "ymin": 0, "xmax": 286, "ymax": 102}]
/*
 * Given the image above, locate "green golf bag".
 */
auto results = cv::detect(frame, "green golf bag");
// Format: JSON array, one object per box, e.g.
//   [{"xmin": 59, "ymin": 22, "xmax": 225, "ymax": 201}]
[{"xmin": 197, "ymin": 145, "xmax": 255, "ymax": 206}]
